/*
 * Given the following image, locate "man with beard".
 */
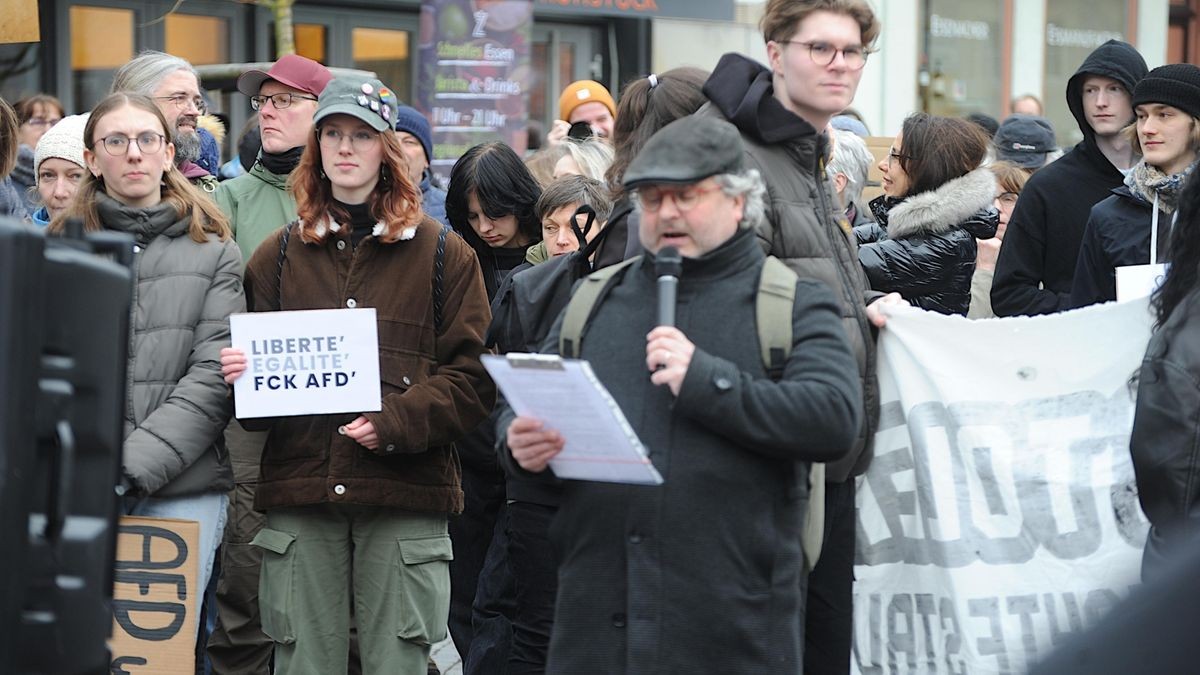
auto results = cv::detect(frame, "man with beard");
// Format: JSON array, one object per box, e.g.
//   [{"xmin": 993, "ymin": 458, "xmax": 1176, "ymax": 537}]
[
  {"xmin": 111, "ymin": 50, "xmax": 218, "ymax": 192},
  {"xmin": 206, "ymin": 54, "xmax": 332, "ymax": 675}
]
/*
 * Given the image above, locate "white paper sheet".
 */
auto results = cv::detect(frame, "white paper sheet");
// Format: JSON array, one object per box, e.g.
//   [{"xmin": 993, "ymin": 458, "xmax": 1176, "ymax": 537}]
[{"xmin": 483, "ymin": 353, "xmax": 663, "ymax": 485}]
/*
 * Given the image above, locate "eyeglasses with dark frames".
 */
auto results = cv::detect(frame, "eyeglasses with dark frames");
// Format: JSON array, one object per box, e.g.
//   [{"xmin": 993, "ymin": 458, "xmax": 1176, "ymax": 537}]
[
  {"xmin": 780, "ymin": 40, "xmax": 868, "ymax": 70},
  {"xmin": 251, "ymin": 92, "xmax": 319, "ymax": 111},
  {"xmin": 96, "ymin": 132, "xmax": 167, "ymax": 156}
]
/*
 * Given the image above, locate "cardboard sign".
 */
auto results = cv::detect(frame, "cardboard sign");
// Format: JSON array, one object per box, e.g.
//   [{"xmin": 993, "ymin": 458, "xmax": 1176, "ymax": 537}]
[
  {"xmin": 109, "ymin": 516, "xmax": 199, "ymax": 675},
  {"xmin": 230, "ymin": 308, "xmax": 382, "ymax": 418}
]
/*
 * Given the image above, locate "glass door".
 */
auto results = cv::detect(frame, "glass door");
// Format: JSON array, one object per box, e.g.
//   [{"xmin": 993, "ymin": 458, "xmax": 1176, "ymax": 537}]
[{"xmin": 530, "ymin": 23, "xmax": 606, "ymax": 127}]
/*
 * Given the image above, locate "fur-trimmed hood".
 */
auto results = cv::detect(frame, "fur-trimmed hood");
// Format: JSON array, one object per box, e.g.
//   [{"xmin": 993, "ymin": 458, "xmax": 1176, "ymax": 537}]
[{"xmin": 873, "ymin": 167, "xmax": 999, "ymax": 239}]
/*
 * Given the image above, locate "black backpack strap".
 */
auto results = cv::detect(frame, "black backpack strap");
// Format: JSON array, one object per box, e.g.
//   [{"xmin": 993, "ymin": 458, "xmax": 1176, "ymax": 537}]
[
  {"xmin": 276, "ymin": 221, "xmax": 296, "ymax": 309},
  {"xmin": 433, "ymin": 223, "xmax": 451, "ymax": 333}
]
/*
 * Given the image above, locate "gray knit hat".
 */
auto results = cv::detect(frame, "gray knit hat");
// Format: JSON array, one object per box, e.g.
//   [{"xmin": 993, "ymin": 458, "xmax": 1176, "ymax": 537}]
[{"xmin": 34, "ymin": 113, "xmax": 89, "ymax": 173}]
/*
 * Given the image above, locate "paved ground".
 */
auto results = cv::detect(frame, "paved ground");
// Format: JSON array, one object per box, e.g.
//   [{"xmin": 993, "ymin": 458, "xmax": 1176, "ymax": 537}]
[{"xmin": 431, "ymin": 637, "xmax": 462, "ymax": 674}]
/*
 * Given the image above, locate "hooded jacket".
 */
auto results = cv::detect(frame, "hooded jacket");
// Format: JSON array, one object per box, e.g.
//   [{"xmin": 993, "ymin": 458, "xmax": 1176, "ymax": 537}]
[
  {"xmin": 700, "ymin": 52, "xmax": 879, "ymax": 483},
  {"xmin": 857, "ymin": 168, "xmax": 999, "ymax": 316},
  {"xmin": 214, "ymin": 159, "xmax": 297, "ymax": 266},
  {"xmin": 96, "ymin": 192, "xmax": 244, "ymax": 497},
  {"xmin": 1068, "ymin": 184, "xmax": 1172, "ymax": 308},
  {"xmin": 991, "ymin": 40, "xmax": 1148, "ymax": 316},
  {"xmin": 240, "ymin": 215, "xmax": 494, "ymax": 514}
]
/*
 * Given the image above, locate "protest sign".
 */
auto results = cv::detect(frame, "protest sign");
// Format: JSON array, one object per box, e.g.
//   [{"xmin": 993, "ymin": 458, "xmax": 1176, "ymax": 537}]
[
  {"xmin": 230, "ymin": 308, "xmax": 381, "ymax": 418},
  {"xmin": 853, "ymin": 299, "xmax": 1153, "ymax": 674},
  {"xmin": 109, "ymin": 516, "xmax": 199, "ymax": 675}
]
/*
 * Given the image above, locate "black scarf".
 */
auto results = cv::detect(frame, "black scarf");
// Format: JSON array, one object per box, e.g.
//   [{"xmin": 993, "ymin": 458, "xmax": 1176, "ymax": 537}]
[{"xmin": 259, "ymin": 146, "xmax": 305, "ymax": 175}]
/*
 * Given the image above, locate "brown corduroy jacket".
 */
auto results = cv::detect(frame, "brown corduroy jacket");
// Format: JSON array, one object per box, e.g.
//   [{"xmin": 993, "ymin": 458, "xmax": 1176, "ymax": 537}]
[{"xmin": 240, "ymin": 216, "xmax": 495, "ymax": 514}]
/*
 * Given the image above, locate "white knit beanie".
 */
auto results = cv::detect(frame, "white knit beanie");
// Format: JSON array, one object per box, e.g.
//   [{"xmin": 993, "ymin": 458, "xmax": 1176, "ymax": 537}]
[{"xmin": 34, "ymin": 113, "xmax": 89, "ymax": 174}]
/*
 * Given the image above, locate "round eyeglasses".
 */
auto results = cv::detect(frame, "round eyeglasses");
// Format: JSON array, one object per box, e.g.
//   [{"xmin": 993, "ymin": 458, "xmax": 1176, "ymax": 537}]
[
  {"xmin": 96, "ymin": 132, "xmax": 166, "ymax": 156},
  {"xmin": 780, "ymin": 40, "xmax": 868, "ymax": 71}
]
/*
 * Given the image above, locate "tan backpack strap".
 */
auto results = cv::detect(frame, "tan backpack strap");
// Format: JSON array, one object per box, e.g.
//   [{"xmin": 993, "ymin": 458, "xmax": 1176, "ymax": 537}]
[
  {"xmin": 756, "ymin": 256, "xmax": 797, "ymax": 380},
  {"xmin": 559, "ymin": 257, "xmax": 640, "ymax": 358}
]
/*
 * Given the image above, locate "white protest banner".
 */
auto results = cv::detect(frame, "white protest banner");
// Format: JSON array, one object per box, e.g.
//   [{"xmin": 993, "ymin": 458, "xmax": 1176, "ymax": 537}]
[
  {"xmin": 853, "ymin": 299, "xmax": 1153, "ymax": 675},
  {"xmin": 230, "ymin": 308, "xmax": 381, "ymax": 418}
]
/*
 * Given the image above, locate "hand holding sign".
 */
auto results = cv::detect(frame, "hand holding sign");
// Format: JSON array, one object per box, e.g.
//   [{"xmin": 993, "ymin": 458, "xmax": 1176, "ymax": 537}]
[{"xmin": 221, "ymin": 347, "xmax": 248, "ymax": 385}]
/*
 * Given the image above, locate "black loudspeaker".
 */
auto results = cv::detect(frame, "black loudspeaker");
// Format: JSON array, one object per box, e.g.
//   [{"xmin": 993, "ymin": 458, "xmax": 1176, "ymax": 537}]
[
  {"xmin": 0, "ymin": 218, "xmax": 135, "ymax": 675},
  {"xmin": 0, "ymin": 219, "xmax": 47, "ymax": 670}
]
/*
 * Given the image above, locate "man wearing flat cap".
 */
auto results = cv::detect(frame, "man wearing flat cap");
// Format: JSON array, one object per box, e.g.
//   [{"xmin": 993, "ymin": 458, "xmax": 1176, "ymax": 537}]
[
  {"xmin": 208, "ymin": 52, "xmax": 331, "ymax": 675},
  {"xmin": 500, "ymin": 116, "xmax": 862, "ymax": 672}
]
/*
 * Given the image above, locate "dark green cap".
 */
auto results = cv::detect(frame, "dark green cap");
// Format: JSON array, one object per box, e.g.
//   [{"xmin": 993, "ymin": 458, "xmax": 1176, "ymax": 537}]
[
  {"xmin": 622, "ymin": 116, "xmax": 744, "ymax": 189},
  {"xmin": 314, "ymin": 75, "xmax": 398, "ymax": 132}
]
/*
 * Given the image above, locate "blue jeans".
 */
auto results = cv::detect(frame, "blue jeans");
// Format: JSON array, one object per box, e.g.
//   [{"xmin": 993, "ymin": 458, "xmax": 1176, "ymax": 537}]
[{"xmin": 123, "ymin": 491, "xmax": 229, "ymax": 637}]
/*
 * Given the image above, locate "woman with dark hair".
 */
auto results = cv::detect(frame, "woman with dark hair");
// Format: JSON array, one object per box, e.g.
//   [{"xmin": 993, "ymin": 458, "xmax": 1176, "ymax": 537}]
[
  {"xmin": 0, "ymin": 97, "xmax": 27, "ymax": 217},
  {"xmin": 219, "ymin": 76, "xmax": 494, "ymax": 673},
  {"xmin": 446, "ymin": 141, "xmax": 542, "ymax": 299},
  {"xmin": 1070, "ymin": 64, "xmax": 1200, "ymax": 308},
  {"xmin": 607, "ymin": 68, "xmax": 710, "ymax": 261},
  {"xmin": 49, "ymin": 92, "xmax": 242, "ymax": 634},
  {"xmin": 856, "ymin": 112, "xmax": 999, "ymax": 315},
  {"xmin": 1130, "ymin": 167, "xmax": 1200, "ymax": 579}
]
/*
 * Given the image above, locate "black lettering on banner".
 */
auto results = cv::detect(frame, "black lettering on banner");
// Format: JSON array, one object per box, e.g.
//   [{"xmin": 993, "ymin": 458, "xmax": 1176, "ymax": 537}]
[
  {"xmin": 1042, "ymin": 591, "xmax": 1083, "ymax": 647},
  {"xmin": 887, "ymin": 594, "xmax": 917, "ymax": 669},
  {"xmin": 111, "ymin": 656, "xmax": 148, "ymax": 674},
  {"xmin": 939, "ymin": 597, "xmax": 967, "ymax": 675},
  {"xmin": 1083, "ymin": 588, "xmax": 1120, "ymax": 626},
  {"xmin": 1006, "ymin": 594, "xmax": 1040, "ymax": 663},
  {"xmin": 111, "ymin": 522, "xmax": 192, "ymax": 658},
  {"xmin": 111, "ymin": 599, "xmax": 187, "ymax": 641}
]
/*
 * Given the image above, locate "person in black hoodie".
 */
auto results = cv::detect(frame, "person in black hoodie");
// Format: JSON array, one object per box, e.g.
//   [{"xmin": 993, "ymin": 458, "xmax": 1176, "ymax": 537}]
[
  {"xmin": 1070, "ymin": 64, "xmax": 1200, "ymax": 308},
  {"xmin": 698, "ymin": 1, "xmax": 895, "ymax": 673},
  {"xmin": 444, "ymin": 141, "xmax": 541, "ymax": 673},
  {"xmin": 991, "ymin": 40, "xmax": 1148, "ymax": 316}
]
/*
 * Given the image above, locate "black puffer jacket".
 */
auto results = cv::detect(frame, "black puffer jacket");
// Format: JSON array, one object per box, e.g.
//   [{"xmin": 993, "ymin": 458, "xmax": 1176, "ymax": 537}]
[
  {"xmin": 1131, "ymin": 288, "xmax": 1200, "ymax": 579},
  {"xmin": 857, "ymin": 167, "xmax": 998, "ymax": 315}
]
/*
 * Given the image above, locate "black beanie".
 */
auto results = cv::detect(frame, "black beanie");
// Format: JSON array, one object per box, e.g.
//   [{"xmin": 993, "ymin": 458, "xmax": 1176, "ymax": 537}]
[{"xmin": 1132, "ymin": 63, "xmax": 1200, "ymax": 119}]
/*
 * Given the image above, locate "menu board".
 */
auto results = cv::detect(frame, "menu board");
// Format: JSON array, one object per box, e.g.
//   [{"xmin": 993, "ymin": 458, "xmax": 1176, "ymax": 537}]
[{"xmin": 418, "ymin": 0, "xmax": 533, "ymax": 184}]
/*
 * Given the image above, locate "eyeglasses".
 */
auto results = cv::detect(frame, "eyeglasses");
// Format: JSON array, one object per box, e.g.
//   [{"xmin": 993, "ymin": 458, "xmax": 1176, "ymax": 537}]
[
  {"xmin": 318, "ymin": 127, "xmax": 381, "ymax": 151},
  {"xmin": 96, "ymin": 132, "xmax": 166, "ymax": 156},
  {"xmin": 636, "ymin": 184, "xmax": 722, "ymax": 213},
  {"xmin": 886, "ymin": 149, "xmax": 911, "ymax": 166},
  {"xmin": 251, "ymin": 92, "xmax": 318, "ymax": 111},
  {"xmin": 996, "ymin": 192, "xmax": 1019, "ymax": 206},
  {"xmin": 781, "ymin": 40, "xmax": 868, "ymax": 70},
  {"xmin": 24, "ymin": 117, "xmax": 62, "ymax": 128},
  {"xmin": 154, "ymin": 94, "xmax": 206, "ymax": 113}
]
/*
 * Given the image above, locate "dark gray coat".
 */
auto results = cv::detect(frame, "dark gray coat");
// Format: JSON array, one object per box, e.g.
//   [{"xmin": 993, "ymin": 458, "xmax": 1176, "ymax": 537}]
[
  {"xmin": 701, "ymin": 53, "xmax": 880, "ymax": 483},
  {"xmin": 98, "ymin": 193, "xmax": 243, "ymax": 496},
  {"xmin": 509, "ymin": 229, "xmax": 862, "ymax": 673}
]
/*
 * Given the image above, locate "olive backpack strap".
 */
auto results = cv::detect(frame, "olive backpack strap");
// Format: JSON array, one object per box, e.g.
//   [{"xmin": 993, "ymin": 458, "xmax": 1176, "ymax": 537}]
[
  {"xmin": 558, "ymin": 256, "xmax": 640, "ymax": 358},
  {"xmin": 757, "ymin": 255, "xmax": 826, "ymax": 572}
]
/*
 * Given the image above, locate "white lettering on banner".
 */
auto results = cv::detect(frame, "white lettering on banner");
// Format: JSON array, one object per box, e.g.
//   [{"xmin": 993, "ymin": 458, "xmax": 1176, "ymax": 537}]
[
  {"xmin": 1046, "ymin": 23, "xmax": 1124, "ymax": 49},
  {"xmin": 930, "ymin": 14, "xmax": 990, "ymax": 41},
  {"xmin": 852, "ymin": 300, "xmax": 1153, "ymax": 675}
]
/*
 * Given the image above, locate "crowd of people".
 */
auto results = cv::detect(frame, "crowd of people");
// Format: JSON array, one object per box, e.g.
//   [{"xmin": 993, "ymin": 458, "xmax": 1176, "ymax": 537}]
[{"xmin": 4, "ymin": 0, "xmax": 1200, "ymax": 672}]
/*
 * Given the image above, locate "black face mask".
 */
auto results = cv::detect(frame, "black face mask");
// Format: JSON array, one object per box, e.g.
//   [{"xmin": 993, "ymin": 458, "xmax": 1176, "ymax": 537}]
[{"xmin": 258, "ymin": 146, "xmax": 305, "ymax": 175}]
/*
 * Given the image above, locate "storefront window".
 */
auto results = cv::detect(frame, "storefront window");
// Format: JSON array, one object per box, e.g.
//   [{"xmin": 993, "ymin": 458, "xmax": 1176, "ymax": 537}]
[
  {"xmin": 919, "ymin": 0, "xmax": 1005, "ymax": 119},
  {"xmin": 353, "ymin": 28, "xmax": 411, "ymax": 103},
  {"xmin": 1044, "ymin": 1, "xmax": 1130, "ymax": 147},
  {"xmin": 70, "ymin": 6, "xmax": 135, "ymax": 111},
  {"xmin": 165, "ymin": 14, "xmax": 228, "ymax": 66},
  {"xmin": 295, "ymin": 24, "xmax": 328, "ymax": 64}
]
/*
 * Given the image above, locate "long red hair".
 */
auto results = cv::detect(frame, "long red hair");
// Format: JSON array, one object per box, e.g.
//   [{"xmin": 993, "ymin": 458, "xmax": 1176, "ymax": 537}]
[{"xmin": 291, "ymin": 124, "xmax": 424, "ymax": 244}]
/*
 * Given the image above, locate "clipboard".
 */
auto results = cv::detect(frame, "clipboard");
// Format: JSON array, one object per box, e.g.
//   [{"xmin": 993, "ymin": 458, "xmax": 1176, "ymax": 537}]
[{"xmin": 483, "ymin": 353, "xmax": 663, "ymax": 485}]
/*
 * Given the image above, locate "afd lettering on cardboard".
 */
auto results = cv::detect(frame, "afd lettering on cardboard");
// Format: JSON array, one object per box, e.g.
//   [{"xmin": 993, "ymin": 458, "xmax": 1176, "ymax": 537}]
[
  {"xmin": 858, "ymin": 391, "xmax": 1147, "ymax": 568},
  {"xmin": 111, "ymin": 524, "xmax": 190, "ymax": 642}
]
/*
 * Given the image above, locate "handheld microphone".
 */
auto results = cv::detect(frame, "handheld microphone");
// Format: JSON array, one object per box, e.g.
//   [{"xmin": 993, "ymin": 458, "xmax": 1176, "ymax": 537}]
[{"xmin": 655, "ymin": 246, "xmax": 682, "ymax": 328}]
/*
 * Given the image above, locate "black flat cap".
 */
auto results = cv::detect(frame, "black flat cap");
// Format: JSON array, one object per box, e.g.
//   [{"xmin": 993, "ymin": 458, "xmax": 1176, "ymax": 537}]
[{"xmin": 623, "ymin": 116, "xmax": 744, "ymax": 188}]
